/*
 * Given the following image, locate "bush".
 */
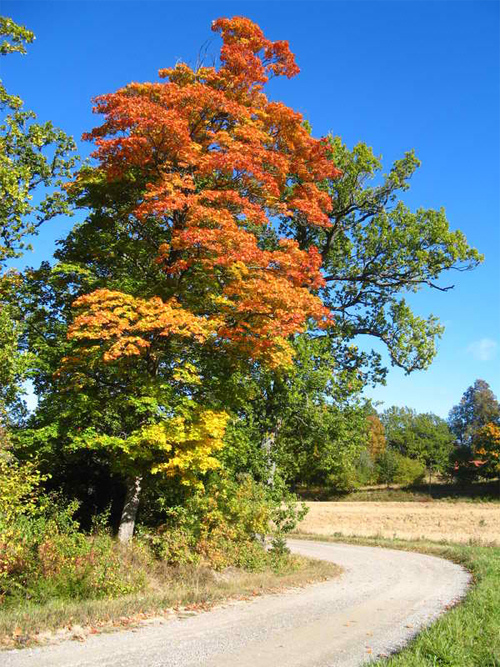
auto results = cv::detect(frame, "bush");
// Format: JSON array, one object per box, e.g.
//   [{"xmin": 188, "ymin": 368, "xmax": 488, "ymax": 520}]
[
  {"xmin": 394, "ymin": 455, "xmax": 425, "ymax": 486},
  {"xmin": 138, "ymin": 473, "xmax": 305, "ymax": 572},
  {"xmin": 375, "ymin": 450, "xmax": 425, "ymax": 486},
  {"xmin": 0, "ymin": 459, "xmax": 303, "ymax": 609},
  {"xmin": 0, "ymin": 457, "xmax": 149, "ymax": 605}
]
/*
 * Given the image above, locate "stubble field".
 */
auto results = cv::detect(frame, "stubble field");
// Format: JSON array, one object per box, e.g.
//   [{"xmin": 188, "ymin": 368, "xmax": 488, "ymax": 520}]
[{"xmin": 297, "ymin": 501, "xmax": 500, "ymax": 545}]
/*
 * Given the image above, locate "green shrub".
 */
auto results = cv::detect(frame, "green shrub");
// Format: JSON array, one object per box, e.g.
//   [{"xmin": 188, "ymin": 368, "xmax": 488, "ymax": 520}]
[
  {"xmin": 139, "ymin": 474, "xmax": 305, "ymax": 572},
  {"xmin": 0, "ymin": 459, "xmax": 303, "ymax": 609},
  {"xmin": 375, "ymin": 450, "xmax": 425, "ymax": 486},
  {"xmin": 0, "ymin": 457, "xmax": 149, "ymax": 605},
  {"xmin": 394, "ymin": 455, "xmax": 425, "ymax": 486}
]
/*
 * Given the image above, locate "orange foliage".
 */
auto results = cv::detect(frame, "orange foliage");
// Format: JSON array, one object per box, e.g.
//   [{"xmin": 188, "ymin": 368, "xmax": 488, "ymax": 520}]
[
  {"xmin": 366, "ymin": 414, "xmax": 386, "ymax": 459},
  {"xmin": 71, "ymin": 17, "xmax": 340, "ymax": 367},
  {"xmin": 68, "ymin": 290, "xmax": 218, "ymax": 362},
  {"xmin": 474, "ymin": 422, "xmax": 500, "ymax": 473}
]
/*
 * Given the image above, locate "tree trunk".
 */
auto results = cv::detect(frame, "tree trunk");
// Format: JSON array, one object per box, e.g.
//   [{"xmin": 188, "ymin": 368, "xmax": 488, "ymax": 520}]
[
  {"xmin": 117, "ymin": 475, "xmax": 142, "ymax": 544},
  {"xmin": 262, "ymin": 418, "xmax": 282, "ymax": 487}
]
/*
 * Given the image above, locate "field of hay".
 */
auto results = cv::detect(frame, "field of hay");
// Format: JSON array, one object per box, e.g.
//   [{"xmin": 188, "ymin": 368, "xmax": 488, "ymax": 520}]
[{"xmin": 297, "ymin": 501, "xmax": 500, "ymax": 545}]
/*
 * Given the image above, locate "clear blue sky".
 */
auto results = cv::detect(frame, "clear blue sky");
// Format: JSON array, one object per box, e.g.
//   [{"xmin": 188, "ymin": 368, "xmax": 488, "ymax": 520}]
[{"xmin": 3, "ymin": 1, "xmax": 500, "ymax": 418}]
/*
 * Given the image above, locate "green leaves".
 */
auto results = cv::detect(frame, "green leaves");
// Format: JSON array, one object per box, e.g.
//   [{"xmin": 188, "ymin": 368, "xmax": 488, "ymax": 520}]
[
  {"xmin": 284, "ymin": 136, "xmax": 481, "ymax": 377},
  {"xmin": 0, "ymin": 17, "xmax": 78, "ymax": 423},
  {"xmin": 381, "ymin": 406, "xmax": 454, "ymax": 471},
  {"xmin": 0, "ymin": 17, "xmax": 34, "ymax": 57},
  {"xmin": 0, "ymin": 112, "xmax": 78, "ymax": 264},
  {"xmin": 0, "ymin": 18, "xmax": 78, "ymax": 266}
]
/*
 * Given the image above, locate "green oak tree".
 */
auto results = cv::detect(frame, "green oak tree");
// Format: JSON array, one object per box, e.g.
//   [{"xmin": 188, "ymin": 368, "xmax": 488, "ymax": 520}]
[
  {"xmin": 282, "ymin": 137, "xmax": 481, "ymax": 381},
  {"xmin": 242, "ymin": 335, "xmax": 369, "ymax": 492},
  {"xmin": 381, "ymin": 406, "xmax": 454, "ymax": 482},
  {"xmin": 0, "ymin": 17, "xmax": 77, "ymax": 264}
]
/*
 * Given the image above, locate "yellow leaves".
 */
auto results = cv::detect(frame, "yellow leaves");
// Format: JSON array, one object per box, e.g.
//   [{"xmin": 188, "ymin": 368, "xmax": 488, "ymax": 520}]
[
  {"xmin": 172, "ymin": 361, "xmax": 202, "ymax": 385},
  {"xmin": 0, "ymin": 457, "xmax": 48, "ymax": 526},
  {"xmin": 72, "ymin": 404, "xmax": 228, "ymax": 489},
  {"xmin": 151, "ymin": 409, "xmax": 228, "ymax": 486},
  {"xmin": 226, "ymin": 261, "xmax": 250, "ymax": 281},
  {"xmin": 474, "ymin": 423, "xmax": 500, "ymax": 471},
  {"xmin": 131, "ymin": 423, "xmax": 172, "ymax": 453}
]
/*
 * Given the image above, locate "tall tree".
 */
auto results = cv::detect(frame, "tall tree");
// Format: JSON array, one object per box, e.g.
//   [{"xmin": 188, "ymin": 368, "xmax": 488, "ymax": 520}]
[
  {"xmin": 380, "ymin": 406, "xmax": 417, "ymax": 453},
  {"xmin": 448, "ymin": 380, "xmax": 500, "ymax": 447},
  {"xmin": 0, "ymin": 17, "xmax": 76, "ymax": 423},
  {"xmin": 29, "ymin": 17, "xmax": 341, "ymax": 540},
  {"xmin": 18, "ymin": 16, "xmax": 482, "ymax": 531},
  {"xmin": 234, "ymin": 136, "xmax": 482, "ymax": 481}
]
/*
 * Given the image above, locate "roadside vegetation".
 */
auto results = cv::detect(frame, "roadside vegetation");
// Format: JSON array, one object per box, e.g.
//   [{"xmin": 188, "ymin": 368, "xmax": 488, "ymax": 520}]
[
  {"xmin": 0, "ymin": 550, "xmax": 336, "ymax": 649},
  {"xmin": 0, "ymin": 458, "xmax": 339, "ymax": 647},
  {"xmin": 293, "ymin": 533, "xmax": 500, "ymax": 666}
]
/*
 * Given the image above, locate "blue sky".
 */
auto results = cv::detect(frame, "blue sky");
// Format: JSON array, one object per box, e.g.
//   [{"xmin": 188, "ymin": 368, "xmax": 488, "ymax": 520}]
[{"xmin": 3, "ymin": 1, "xmax": 500, "ymax": 417}]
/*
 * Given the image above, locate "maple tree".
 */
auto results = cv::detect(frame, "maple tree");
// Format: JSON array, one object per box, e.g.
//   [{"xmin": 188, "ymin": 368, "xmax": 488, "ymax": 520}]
[
  {"xmin": 70, "ymin": 16, "xmax": 338, "ymax": 368},
  {"xmin": 57, "ymin": 17, "xmax": 341, "ymax": 539}
]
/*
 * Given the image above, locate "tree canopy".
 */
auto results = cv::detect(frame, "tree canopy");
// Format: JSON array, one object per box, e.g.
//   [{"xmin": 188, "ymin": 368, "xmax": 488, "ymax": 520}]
[
  {"xmin": 0, "ymin": 17, "xmax": 77, "ymax": 266},
  {"xmin": 381, "ymin": 406, "xmax": 454, "ymax": 473},
  {"xmin": 0, "ymin": 17, "xmax": 76, "ymax": 424},
  {"xmin": 448, "ymin": 380, "xmax": 500, "ymax": 447}
]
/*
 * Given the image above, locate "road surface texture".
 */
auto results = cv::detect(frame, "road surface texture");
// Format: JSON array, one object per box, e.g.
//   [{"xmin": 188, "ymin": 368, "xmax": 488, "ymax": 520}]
[{"xmin": 3, "ymin": 539, "xmax": 471, "ymax": 667}]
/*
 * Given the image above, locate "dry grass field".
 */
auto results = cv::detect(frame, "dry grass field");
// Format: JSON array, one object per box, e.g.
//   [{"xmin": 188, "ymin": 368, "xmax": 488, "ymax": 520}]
[{"xmin": 297, "ymin": 501, "xmax": 500, "ymax": 545}]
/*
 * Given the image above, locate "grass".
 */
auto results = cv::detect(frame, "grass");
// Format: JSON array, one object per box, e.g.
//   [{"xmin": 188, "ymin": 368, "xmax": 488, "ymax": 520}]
[
  {"xmin": 296, "ymin": 478, "xmax": 500, "ymax": 503},
  {"xmin": 292, "ymin": 532, "xmax": 500, "ymax": 666},
  {"xmin": 0, "ymin": 555, "xmax": 339, "ymax": 649}
]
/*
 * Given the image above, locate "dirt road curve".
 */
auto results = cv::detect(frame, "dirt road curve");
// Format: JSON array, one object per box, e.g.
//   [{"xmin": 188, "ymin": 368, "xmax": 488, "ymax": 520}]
[{"xmin": 3, "ymin": 540, "xmax": 470, "ymax": 667}]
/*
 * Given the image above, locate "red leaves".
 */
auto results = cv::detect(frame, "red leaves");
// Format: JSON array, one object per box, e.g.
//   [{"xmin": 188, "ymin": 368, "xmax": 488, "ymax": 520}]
[
  {"xmin": 212, "ymin": 17, "xmax": 300, "ymax": 85},
  {"xmin": 72, "ymin": 16, "xmax": 339, "ymax": 369}
]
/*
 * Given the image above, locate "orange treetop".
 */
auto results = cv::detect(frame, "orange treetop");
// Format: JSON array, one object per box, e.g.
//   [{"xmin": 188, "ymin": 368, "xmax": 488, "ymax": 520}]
[{"xmin": 70, "ymin": 16, "xmax": 340, "ymax": 368}]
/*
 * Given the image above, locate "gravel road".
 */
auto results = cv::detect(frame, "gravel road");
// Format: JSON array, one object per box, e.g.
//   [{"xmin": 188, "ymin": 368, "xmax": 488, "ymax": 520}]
[{"xmin": 3, "ymin": 539, "xmax": 471, "ymax": 667}]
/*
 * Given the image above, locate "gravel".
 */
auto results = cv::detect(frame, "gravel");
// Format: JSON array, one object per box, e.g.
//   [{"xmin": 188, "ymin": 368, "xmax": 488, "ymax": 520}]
[{"xmin": 2, "ymin": 539, "xmax": 471, "ymax": 667}]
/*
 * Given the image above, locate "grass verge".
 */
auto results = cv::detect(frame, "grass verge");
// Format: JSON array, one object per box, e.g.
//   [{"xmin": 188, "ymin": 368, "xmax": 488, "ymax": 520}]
[
  {"xmin": 292, "ymin": 532, "xmax": 500, "ymax": 666},
  {"xmin": 0, "ymin": 555, "xmax": 339, "ymax": 649}
]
